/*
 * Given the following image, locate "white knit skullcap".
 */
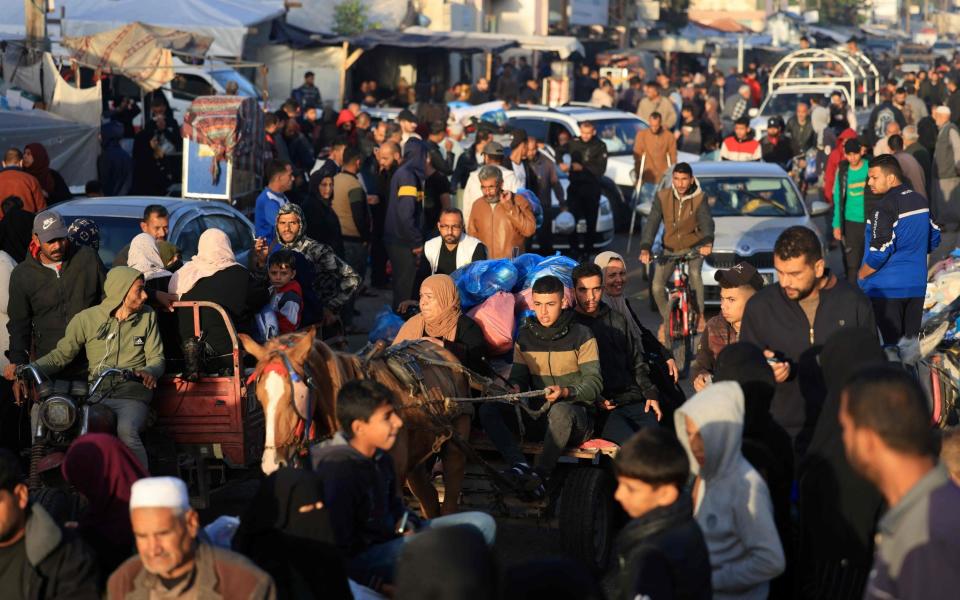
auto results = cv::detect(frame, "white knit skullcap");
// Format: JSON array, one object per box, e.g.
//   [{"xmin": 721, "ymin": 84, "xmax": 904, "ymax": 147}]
[{"xmin": 129, "ymin": 477, "xmax": 190, "ymax": 511}]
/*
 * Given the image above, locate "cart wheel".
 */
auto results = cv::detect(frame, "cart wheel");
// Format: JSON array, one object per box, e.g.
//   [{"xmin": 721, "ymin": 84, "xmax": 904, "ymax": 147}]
[{"xmin": 558, "ymin": 467, "xmax": 615, "ymax": 572}]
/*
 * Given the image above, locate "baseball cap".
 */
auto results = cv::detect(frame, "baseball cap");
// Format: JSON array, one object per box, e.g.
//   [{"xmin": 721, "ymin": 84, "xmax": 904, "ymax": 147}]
[
  {"xmin": 715, "ymin": 262, "xmax": 764, "ymax": 290},
  {"xmin": 398, "ymin": 109, "xmax": 418, "ymax": 124},
  {"xmin": 767, "ymin": 116, "xmax": 784, "ymax": 129},
  {"xmin": 484, "ymin": 141, "xmax": 505, "ymax": 157},
  {"xmin": 33, "ymin": 210, "xmax": 69, "ymax": 244}
]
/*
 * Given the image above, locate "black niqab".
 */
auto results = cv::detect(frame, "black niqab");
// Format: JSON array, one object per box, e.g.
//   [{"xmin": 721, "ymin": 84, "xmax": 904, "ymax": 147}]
[{"xmin": 0, "ymin": 203, "xmax": 35, "ymax": 263}]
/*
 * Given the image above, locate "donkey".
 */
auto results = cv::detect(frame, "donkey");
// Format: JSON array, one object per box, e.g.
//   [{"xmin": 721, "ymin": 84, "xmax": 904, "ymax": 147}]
[{"xmin": 240, "ymin": 328, "xmax": 473, "ymax": 517}]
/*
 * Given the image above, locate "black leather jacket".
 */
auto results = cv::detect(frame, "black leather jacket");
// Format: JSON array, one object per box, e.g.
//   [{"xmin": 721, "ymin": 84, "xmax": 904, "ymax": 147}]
[{"xmin": 567, "ymin": 136, "xmax": 608, "ymax": 182}]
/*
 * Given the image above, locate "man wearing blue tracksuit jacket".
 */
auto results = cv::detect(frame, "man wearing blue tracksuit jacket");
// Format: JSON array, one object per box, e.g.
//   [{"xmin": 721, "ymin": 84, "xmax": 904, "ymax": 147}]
[{"xmin": 859, "ymin": 154, "xmax": 940, "ymax": 344}]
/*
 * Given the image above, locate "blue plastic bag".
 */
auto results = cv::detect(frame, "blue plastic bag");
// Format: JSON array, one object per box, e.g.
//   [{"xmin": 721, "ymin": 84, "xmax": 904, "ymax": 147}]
[
  {"xmin": 516, "ymin": 188, "xmax": 543, "ymax": 228},
  {"xmin": 522, "ymin": 254, "xmax": 578, "ymax": 289},
  {"xmin": 369, "ymin": 305, "xmax": 405, "ymax": 343},
  {"xmin": 451, "ymin": 259, "xmax": 519, "ymax": 308},
  {"xmin": 512, "ymin": 253, "xmax": 545, "ymax": 292}
]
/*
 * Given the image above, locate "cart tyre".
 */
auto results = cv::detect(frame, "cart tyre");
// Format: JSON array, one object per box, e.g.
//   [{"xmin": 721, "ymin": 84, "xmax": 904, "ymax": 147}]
[{"xmin": 558, "ymin": 466, "xmax": 615, "ymax": 572}]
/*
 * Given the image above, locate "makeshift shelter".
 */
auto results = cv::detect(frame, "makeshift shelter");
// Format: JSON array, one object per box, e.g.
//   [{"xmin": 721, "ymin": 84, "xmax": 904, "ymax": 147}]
[
  {"xmin": 1, "ymin": 47, "xmax": 101, "ymax": 127},
  {"xmin": 62, "ymin": 22, "xmax": 213, "ymax": 91},
  {"xmin": 0, "ymin": 108, "xmax": 98, "ymax": 186}
]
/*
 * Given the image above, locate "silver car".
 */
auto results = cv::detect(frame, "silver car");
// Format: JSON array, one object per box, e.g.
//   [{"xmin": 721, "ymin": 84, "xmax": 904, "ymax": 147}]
[
  {"xmin": 639, "ymin": 161, "xmax": 830, "ymax": 306},
  {"xmin": 52, "ymin": 196, "xmax": 255, "ymax": 266}
]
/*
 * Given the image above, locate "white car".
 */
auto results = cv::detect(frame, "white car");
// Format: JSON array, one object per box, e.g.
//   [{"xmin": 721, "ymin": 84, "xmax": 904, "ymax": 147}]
[{"xmin": 638, "ymin": 161, "xmax": 830, "ymax": 306}]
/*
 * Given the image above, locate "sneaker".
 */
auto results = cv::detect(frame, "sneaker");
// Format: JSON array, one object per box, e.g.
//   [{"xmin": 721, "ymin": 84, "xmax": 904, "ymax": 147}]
[{"xmin": 501, "ymin": 463, "xmax": 542, "ymax": 494}]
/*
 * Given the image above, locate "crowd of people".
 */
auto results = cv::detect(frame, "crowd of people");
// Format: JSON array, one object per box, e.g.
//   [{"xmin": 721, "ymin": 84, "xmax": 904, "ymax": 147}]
[{"xmin": 3, "ymin": 41, "xmax": 960, "ymax": 600}]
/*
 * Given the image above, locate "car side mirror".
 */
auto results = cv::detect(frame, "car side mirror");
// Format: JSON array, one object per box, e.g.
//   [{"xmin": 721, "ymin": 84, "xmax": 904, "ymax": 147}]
[
  {"xmin": 636, "ymin": 201, "xmax": 652, "ymax": 217},
  {"xmin": 809, "ymin": 200, "xmax": 831, "ymax": 216},
  {"xmin": 748, "ymin": 108, "xmax": 758, "ymax": 118}
]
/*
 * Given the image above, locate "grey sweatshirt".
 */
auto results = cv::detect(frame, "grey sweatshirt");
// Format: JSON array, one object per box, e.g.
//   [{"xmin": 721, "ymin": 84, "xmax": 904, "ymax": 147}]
[{"xmin": 675, "ymin": 382, "xmax": 785, "ymax": 600}]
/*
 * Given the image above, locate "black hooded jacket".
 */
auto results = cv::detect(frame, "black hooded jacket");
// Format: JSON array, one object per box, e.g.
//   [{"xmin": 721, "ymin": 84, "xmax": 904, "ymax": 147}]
[
  {"xmin": 613, "ymin": 494, "xmax": 712, "ymax": 600},
  {"xmin": 22, "ymin": 503, "xmax": 101, "ymax": 600},
  {"xmin": 384, "ymin": 139, "xmax": 426, "ymax": 248}
]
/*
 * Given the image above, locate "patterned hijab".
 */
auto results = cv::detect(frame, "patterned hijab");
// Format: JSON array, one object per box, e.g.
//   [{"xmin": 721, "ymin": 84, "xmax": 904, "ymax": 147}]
[{"xmin": 393, "ymin": 274, "xmax": 461, "ymax": 344}]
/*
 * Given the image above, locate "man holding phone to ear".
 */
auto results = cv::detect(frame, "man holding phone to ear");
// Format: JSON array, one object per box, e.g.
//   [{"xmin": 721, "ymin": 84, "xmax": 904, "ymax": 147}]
[
  {"xmin": 739, "ymin": 226, "xmax": 876, "ymax": 456},
  {"xmin": 467, "ymin": 165, "xmax": 536, "ymax": 259}
]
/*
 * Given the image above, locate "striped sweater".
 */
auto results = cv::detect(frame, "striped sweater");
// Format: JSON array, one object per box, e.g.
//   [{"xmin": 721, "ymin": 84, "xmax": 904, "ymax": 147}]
[{"xmin": 509, "ymin": 310, "xmax": 603, "ymax": 406}]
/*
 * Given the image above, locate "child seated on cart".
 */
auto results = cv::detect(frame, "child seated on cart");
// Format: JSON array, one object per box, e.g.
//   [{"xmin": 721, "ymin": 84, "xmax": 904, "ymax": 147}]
[
  {"xmin": 311, "ymin": 380, "xmax": 496, "ymax": 592},
  {"xmin": 478, "ymin": 275, "xmax": 603, "ymax": 498}
]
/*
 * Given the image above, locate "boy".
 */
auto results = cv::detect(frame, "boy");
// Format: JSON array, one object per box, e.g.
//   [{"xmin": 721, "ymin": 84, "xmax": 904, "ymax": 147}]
[
  {"xmin": 267, "ymin": 250, "xmax": 303, "ymax": 334},
  {"xmin": 478, "ymin": 275, "xmax": 603, "ymax": 497},
  {"xmin": 612, "ymin": 428, "xmax": 711, "ymax": 600},
  {"xmin": 692, "ymin": 262, "xmax": 763, "ymax": 391},
  {"xmin": 311, "ymin": 380, "xmax": 495, "ymax": 591}
]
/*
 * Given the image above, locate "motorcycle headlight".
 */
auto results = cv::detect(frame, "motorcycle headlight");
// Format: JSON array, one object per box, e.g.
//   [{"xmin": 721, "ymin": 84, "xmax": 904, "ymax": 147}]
[{"xmin": 39, "ymin": 395, "xmax": 77, "ymax": 433}]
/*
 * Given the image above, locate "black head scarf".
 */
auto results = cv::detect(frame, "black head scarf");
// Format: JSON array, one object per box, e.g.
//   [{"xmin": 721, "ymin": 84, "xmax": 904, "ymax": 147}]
[
  {"xmin": 395, "ymin": 525, "xmax": 496, "ymax": 600},
  {"xmin": 236, "ymin": 467, "xmax": 335, "ymax": 543},
  {"xmin": 0, "ymin": 196, "xmax": 34, "ymax": 263}
]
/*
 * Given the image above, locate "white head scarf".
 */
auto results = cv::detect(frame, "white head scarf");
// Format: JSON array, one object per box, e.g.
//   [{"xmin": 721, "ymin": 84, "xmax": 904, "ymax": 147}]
[
  {"xmin": 594, "ymin": 251, "xmax": 644, "ymax": 341},
  {"xmin": 127, "ymin": 233, "xmax": 172, "ymax": 281},
  {"xmin": 168, "ymin": 229, "xmax": 239, "ymax": 297}
]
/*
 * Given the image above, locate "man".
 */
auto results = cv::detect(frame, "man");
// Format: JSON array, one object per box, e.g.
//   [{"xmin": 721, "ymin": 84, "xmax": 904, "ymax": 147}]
[
  {"xmin": 692, "ymin": 262, "xmax": 763, "ymax": 391},
  {"xmin": 518, "ymin": 78, "xmax": 539, "ymax": 105},
  {"xmin": 132, "ymin": 102, "xmax": 181, "ymax": 196},
  {"xmin": 113, "ymin": 204, "xmax": 171, "ymax": 267},
  {"xmin": 740, "ymin": 226, "xmax": 876, "ymax": 453},
  {"xmin": 904, "ymin": 83, "xmax": 929, "ymax": 125},
  {"xmin": 525, "ymin": 136, "xmax": 564, "ymax": 255},
  {"xmin": 633, "ymin": 112, "xmax": 677, "ymax": 185},
  {"xmin": 904, "ymin": 125, "xmax": 933, "ymax": 187},
  {"xmin": 639, "ymin": 162, "xmax": 714, "ymax": 340},
  {"xmin": 6, "ymin": 266, "xmax": 162, "ymax": 468},
  {"xmin": 384, "ymin": 139, "xmax": 426, "ymax": 309},
  {"xmin": 0, "ymin": 148, "xmax": 45, "ymax": 214},
  {"xmin": 873, "ymin": 120, "xmax": 902, "ymax": 157},
  {"xmin": 508, "ymin": 136, "xmax": 527, "ymax": 190},
  {"xmin": 452, "ymin": 128, "xmax": 490, "ymax": 195},
  {"xmin": 461, "ymin": 141, "xmax": 518, "ymax": 227},
  {"xmin": 947, "ymin": 77, "xmax": 960, "ymax": 126},
  {"xmin": 859, "ymin": 154, "xmax": 940, "ymax": 344},
  {"xmin": 868, "ymin": 92, "xmax": 906, "ymax": 150},
  {"xmin": 677, "ymin": 105, "xmax": 712, "ymax": 155},
  {"xmin": 784, "ymin": 101, "xmax": 815, "ymax": 157},
  {"xmin": 370, "ymin": 141, "xmax": 400, "ymax": 288},
  {"xmin": 833, "ymin": 138, "xmax": 876, "ymax": 283},
  {"xmin": 108, "ymin": 476, "xmax": 275, "ymax": 598},
  {"xmin": 720, "ymin": 117, "xmax": 762, "ymax": 162},
  {"xmin": 331, "ymin": 147, "xmax": 369, "ymax": 329},
  {"xmin": 469, "ymin": 77, "xmax": 491, "ymax": 104},
  {"xmin": 931, "ymin": 105, "xmax": 960, "ymax": 263},
  {"xmin": 889, "ymin": 134, "xmax": 927, "ymax": 198},
  {"xmin": 919, "ymin": 69, "xmax": 947, "ymax": 109},
  {"xmin": 263, "ymin": 114, "xmax": 289, "ymax": 163},
  {"xmin": 721, "ymin": 85, "xmax": 752, "ymax": 134},
  {"xmin": 830, "ymin": 91, "xmax": 857, "ymax": 133},
  {"xmin": 571, "ymin": 263, "xmax": 661, "ymax": 444},
  {"xmin": 7, "ymin": 211, "xmax": 105, "ymax": 381},
  {"xmin": 467, "ymin": 166, "xmax": 536, "ymax": 260},
  {"xmin": 839, "ymin": 366, "xmax": 960, "ymax": 600},
  {"xmin": 617, "ymin": 76, "xmax": 644, "ymax": 113},
  {"xmin": 637, "ymin": 82, "xmax": 677, "ymax": 130},
  {"xmin": 478, "ymin": 275, "xmax": 602, "ymax": 496},
  {"xmin": 255, "ymin": 160, "xmax": 293, "ymax": 244},
  {"xmin": 425, "ymin": 122, "xmax": 455, "ymax": 177},
  {"xmin": 761, "ymin": 117, "xmax": 793, "ymax": 168},
  {"xmin": 422, "ymin": 208, "xmax": 486, "ymax": 276},
  {"xmin": 0, "ymin": 449, "xmax": 99, "ymax": 599},
  {"xmin": 397, "ymin": 109, "xmax": 420, "ymax": 146},
  {"xmin": 565, "ymin": 121, "xmax": 608, "ymax": 256},
  {"xmin": 292, "ymin": 71, "xmax": 321, "ymax": 111}
]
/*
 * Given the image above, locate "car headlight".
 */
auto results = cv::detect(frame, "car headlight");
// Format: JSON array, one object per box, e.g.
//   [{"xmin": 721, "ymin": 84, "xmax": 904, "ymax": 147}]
[{"xmin": 39, "ymin": 395, "xmax": 77, "ymax": 433}]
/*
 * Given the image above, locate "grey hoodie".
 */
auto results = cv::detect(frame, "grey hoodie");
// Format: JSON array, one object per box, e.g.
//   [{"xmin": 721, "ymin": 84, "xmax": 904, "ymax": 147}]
[{"xmin": 674, "ymin": 382, "xmax": 785, "ymax": 600}]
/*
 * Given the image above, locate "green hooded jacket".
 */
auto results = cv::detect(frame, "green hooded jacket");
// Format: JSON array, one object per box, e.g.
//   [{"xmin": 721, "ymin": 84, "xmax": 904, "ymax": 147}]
[{"xmin": 33, "ymin": 267, "xmax": 164, "ymax": 402}]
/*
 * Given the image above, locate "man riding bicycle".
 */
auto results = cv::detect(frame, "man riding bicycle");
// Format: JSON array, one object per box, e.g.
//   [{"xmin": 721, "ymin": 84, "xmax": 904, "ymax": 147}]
[
  {"xmin": 4, "ymin": 267, "xmax": 164, "ymax": 470},
  {"xmin": 638, "ymin": 162, "xmax": 715, "ymax": 341}
]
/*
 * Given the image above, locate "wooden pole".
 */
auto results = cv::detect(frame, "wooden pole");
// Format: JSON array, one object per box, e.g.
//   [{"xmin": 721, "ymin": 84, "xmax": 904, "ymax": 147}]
[
  {"xmin": 485, "ymin": 52, "xmax": 492, "ymax": 81},
  {"xmin": 23, "ymin": 0, "xmax": 45, "ymax": 43},
  {"xmin": 338, "ymin": 41, "xmax": 348, "ymax": 110}
]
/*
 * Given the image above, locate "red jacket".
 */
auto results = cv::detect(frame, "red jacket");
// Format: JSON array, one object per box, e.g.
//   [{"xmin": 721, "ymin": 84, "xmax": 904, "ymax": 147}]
[
  {"xmin": 272, "ymin": 279, "xmax": 304, "ymax": 334},
  {"xmin": 823, "ymin": 128, "xmax": 858, "ymax": 203}
]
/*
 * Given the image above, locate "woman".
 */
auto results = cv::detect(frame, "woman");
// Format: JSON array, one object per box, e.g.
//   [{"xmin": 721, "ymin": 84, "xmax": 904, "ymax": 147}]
[
  {"xmin": 23, "ymin": 143, "xmax": 72, "ymax": 205},
  {"xmin": 169, "ymin": 229, "xmax": 269, "ymax": 373},
  {"xmin": 304, "ymin": 168, "xmax": 345, "ymax": 258},
  {"xmin": 392, "ymin": 274, "xmax": 487, "ymax": 375},
  {"xmin": 233, "ymin": 468, "xmax": 351, "ymax": 600},
  {"xmin": 0, "ymin": 195, "xmax": 34, "ymax": 262},
  {"xmin": 589, "ymin": 78, "xmax": 615, "ymax": 108},
  {"xmin": 128, "ymin": 233, "xmax": 178, "ymax": 355},
  {"xmin": 61, "ymin": 434, "xmax": 147, "ymax": 581},
  {"xmin": 798, "ymin": 328, "xmax": 886, "ymax": 600}
]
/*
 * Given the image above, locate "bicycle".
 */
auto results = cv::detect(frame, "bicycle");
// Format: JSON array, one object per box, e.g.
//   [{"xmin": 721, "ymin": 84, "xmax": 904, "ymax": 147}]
[{"xmin": 652, "ymin": 251, "xmax": 702, "ymax": 375}]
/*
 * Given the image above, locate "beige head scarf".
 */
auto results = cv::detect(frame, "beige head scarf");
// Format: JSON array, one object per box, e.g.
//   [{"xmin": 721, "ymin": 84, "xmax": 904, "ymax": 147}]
[
  {"xmin": 168, "ymin": 229, "xmax": 239, "ymax": 297},
  {"xmin": 594, "ymin": 251, "xmax": 643, "ymax": 341},
  {"xmin": 392, "ymin": 275, "xmax": 461, "ymax": 344}
]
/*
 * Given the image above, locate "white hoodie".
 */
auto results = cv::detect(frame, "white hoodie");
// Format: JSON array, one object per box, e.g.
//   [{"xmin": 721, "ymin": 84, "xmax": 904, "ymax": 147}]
[{"xmin": 675, "ymin": 382, "xmax": 785, "ymax": 600}]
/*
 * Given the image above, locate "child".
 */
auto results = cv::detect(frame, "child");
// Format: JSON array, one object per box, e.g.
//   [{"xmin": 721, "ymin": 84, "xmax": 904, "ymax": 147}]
[
  {"xmin": 612, "ymin": 427, "xmax": 711, "ymax": 600},
  {"xmin": 675, "ymin": 382, "xmax": 785, "ymax": 600},
  {"xmin": 268, "ymin": 250, "xmax": 303, "ymax": 334},
  {"xmin": 311, "ymin": 380, "xmax": 496, "ymax": 591}
]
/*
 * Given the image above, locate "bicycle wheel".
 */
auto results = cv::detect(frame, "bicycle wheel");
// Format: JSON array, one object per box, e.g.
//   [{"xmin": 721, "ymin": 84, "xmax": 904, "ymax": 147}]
[{"xmin": 669, "ymin": 296, "xmax": 689, "ymax": 375}]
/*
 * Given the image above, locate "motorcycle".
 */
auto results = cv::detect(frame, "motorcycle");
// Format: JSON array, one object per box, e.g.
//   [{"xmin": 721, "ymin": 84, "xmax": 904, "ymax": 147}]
[{"xmin": 16, "ymin": 365, "xmax": 142, "ymax": 489}]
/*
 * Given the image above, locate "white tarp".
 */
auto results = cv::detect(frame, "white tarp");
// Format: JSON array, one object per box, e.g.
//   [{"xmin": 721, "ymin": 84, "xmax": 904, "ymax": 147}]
[
  {"xmin": 0, "ymin": 108, "xmax": 98, "ymax": 186},
  {"xmin": 286, "ymin": 0, "xmax": 408, "ymax": 36},
  {"xmin": 253, "ymin": 44, "xmax": 344, "ymax": 109},
  {"xmin": 0, "ymin": 0, "xmax": 284, "ymax": 58},
  {"xmin": 1, "ymin": 48, "xmax": 101, "ymax": 127}
]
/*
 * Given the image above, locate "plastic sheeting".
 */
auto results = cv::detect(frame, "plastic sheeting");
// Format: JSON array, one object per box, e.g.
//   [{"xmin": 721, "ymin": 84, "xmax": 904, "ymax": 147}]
[
  {"xmin": 0, "ymin": 109, "xmax": 98, "ymax": 186},
  {"xmin": 252, "ymin": 44, "xmax": 343, "ymax": 110},
  {"xmin": 1, "ymin": 49, "xmax": 101, "ymax": 127}
]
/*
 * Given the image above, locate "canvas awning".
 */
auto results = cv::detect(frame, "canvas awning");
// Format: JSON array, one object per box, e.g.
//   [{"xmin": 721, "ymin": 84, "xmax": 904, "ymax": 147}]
[
  {"xmin": 403, "ymin": 26, "xmax": 584, "ymax": 59},
  {"xmin": 62, "ymin": 22, "xmax": 214, "ymax": 91},
  {"xmin": 270, "ymin": 22, "xmax": 517, "ymax": 54}
]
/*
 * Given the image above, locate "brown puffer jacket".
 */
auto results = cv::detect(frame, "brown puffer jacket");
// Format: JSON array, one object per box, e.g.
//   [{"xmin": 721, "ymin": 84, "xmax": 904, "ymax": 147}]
[{"xmin": 467, "ymin": 192, "xmax": 537, "ymax": 259}]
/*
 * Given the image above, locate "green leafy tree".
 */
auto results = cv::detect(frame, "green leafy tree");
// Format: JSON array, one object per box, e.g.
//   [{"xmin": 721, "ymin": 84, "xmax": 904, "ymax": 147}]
[{"xmin": 333, "ymin": 0, "xmax": 371, "ymax": 36}]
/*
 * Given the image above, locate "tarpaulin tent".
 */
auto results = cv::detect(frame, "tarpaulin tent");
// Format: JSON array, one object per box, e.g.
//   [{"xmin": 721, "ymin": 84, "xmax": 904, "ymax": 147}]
[
  {"xmin": 1, "ymin": 47, "xmax": 101, "ymax": 127},
  {"xmin": 0, "ymin": 108, "xmax": 98, "ymax": 186},
  {"xmin": 62, "ymin": 22, "xmax": 214, "ymax": 91}
]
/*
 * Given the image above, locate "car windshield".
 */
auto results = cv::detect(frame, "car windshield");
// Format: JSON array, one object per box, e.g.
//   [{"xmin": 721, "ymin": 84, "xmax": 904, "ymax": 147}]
[
  {"xmin": 210, "ymin": 70, "xmax": 260, "ymax": 99},
  {"xmin": 76, "ymin": 216, "xmax": 144, "ymax": 266},
  {"xmin": 698, "ymin": 176, "xmax": 806, "ymax": 217},
  {"xmin": 592, "ymin": 118, "xmax": 645, "ymax": 155}
]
